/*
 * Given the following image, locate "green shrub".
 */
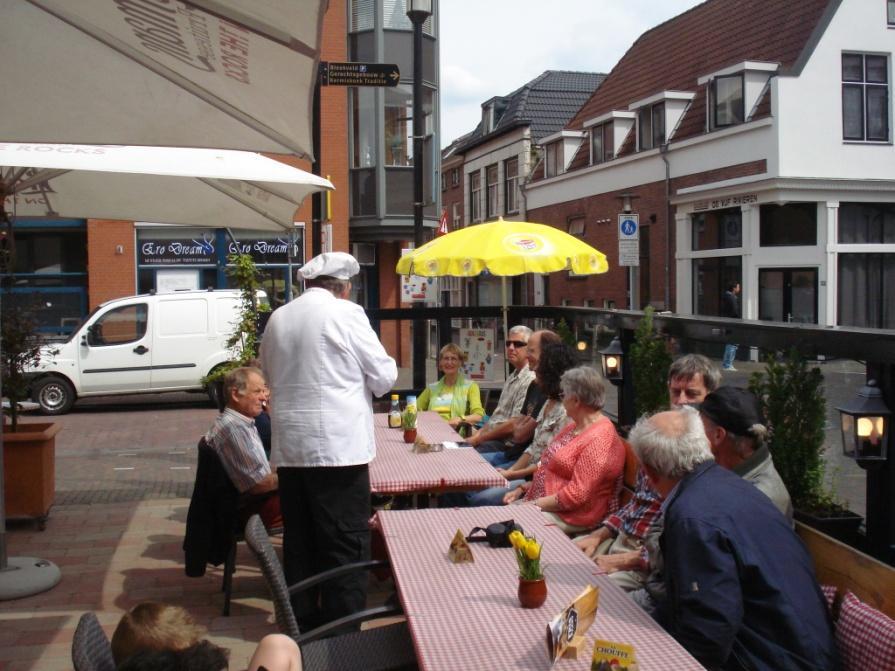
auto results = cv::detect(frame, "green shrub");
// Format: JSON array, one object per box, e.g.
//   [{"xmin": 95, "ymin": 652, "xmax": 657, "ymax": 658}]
[{"xmin": 630, "ymin": 307, "xmax": 672, "ymax": 417}]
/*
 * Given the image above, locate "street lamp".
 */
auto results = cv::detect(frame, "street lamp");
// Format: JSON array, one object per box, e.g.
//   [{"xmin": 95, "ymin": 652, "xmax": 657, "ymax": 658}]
[
  {"xmin": 407, "ymin": 0, "xmax": 432, "ymax": 390},
  {"xmin": 599, "ymin": 337, "xmax": 624, "ymax": 384},
  {"xmin": 837, "ymin": 380, "xmax": 891, "ymax": 462}
]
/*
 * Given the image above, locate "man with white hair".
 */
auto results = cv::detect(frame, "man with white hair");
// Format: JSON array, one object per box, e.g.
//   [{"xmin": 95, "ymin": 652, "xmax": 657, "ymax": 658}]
[
  {"xmin": 628, "ymin": 408, "xmax": 837, "ymax": 671},
  {"xmin": 260, "ymin": 252, "xmax": 397, "ymax": 632}
]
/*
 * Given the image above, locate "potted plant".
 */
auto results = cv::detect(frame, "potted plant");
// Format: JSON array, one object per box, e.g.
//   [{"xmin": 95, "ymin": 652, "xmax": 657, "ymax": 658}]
[
  {"xmin": 401, "ymin": 406, "xmax": 417, "ymax": 443},
  {"xmin": 630, "ymin": 306, "xmax": 673, "ymax": 418},
  {"xmin": 203, "ymin": 252, "xmax": 271, "ymax": 409},
  {"xmin": 749, "ymin": 349, "xmax": 862, "ymax": 544},
  {"xmin": 509, "ymin": 529, "xmax": 546, "ymax": 608},
  {"xmin": 2, "ymin": 299, "xmax": 61, "ymax": 529}
]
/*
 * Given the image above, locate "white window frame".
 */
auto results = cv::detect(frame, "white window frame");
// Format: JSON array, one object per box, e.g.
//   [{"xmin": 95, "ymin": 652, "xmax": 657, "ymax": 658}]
[
  {"xmin": 485, "ymin": 164, "xmax": 499, "ymax": 219},
  {"xmin": 469, "ymin": 171, "xmax": 482, "ymax": 223},
  {"xmin": 504, "ymin": 157, "xmax": 519, "ymax": 214},
  {"xmin": 452, "ymin": 202, "xmax": 461, "ymax": 230},
  {"xmin": 842, "ymin": 52, "xmax": 890, "ymax": 142},
  {"xmin": 451, "ymin": 168, "xmax": 459, "ymax": 187}
]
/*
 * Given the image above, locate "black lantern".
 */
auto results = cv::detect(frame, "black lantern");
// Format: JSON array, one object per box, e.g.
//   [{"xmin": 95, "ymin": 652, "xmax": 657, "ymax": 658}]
[
  {"xmin": 599, "ymin": 337, "xmax": 623, "ymax": 384},
  {"xmin": 837, "ymin": 380, "xmax": 890, "ymax": 462}
]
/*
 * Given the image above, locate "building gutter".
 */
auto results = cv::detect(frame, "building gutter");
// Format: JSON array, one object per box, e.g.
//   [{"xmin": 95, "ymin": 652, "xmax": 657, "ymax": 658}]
[{"xmin": 660, "ymin": 142, "xmax": 672, "ymax": 310}]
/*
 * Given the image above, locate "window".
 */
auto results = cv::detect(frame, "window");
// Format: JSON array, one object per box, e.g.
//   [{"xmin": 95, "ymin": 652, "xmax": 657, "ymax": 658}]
[
  {"xmin": 545, "ymin": 142, "xmax": 562, "ymax": 178},
  {"xmin": 504, "ymin": 158, "xmax": 519, "ymax": 214},
  {"xmin": 889, "ymin": 0, "xmax": 895, "ymax": 25},
  {"xmin": 712, "ymin": 74, "xmax": 744, "ymax": 128},
  {"xmin": 693, "ymin": 257, "xmax": 742, "ymax": 316},
  {"xmin": 451, "ymin": 168, "xmax": 459, "ymax": 187},
  {"xmin": 384, "ymin": 86, "xmax": 412, "ymax": 167},
  {"xmin": 759, "ymin": 203, "xmax": 817, "ymax": 246},
  {"xmin": 89, "ymin": 304, "xmax": 148, "ymax": 346},
  {"xmin": 568, "ymin": 217, "xmax": 585, "ymax": 237},
  {"xmin": 469, "ymin": 172, "xmax": 481, "ymax": 223},
  {"xmin": 838, "ymin": 202, "xmax": 895, "ymax": 243},
  {"xmin": 590, "ymin": 122, "xmax": 613, "ymax": 164},
  {"xmin": 842, "ymin": 53, "xmax": 889, "ymax": 142},
  {"xmin": 691, "ymin": 208, "xmax": 743, "ymax": 250},
  {"xmin": 485, "ymin": 164, "xmax": 499, "ymax": 218},
  {"xmin": 441, "ymin": 173, "xmax": 447, "ymax": 192},
  {"xmin": 350, "ymin": 88, "xmax": 376, "ymax": 168},
  {"xmin": 839, "ymin": 254, "xmax": 895, "ymax": 328},
  {"xmin": 638, "ymin": 103, "xmax": 665, "ymax": 150},
  {"xmin": 350, "ymin": 0, "xmax": 374, "ymax": 31},
  {"xmin": 452, "ymin": 202, "xmax": 461, "ymax": 230}
]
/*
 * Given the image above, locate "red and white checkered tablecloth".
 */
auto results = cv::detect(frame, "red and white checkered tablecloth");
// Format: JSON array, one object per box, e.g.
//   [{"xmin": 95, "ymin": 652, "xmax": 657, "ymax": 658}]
[
  {"xmin": 376, "ymin": 505, "xmax": 704, "ymax": 671},
  {"xmin": 370, "ymin": 412, "xmax": 506, "ymax": 495}
]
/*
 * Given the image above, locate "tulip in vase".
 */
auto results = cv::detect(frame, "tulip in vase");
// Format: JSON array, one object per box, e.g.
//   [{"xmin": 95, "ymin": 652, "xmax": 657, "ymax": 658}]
[{"xmin": 510, "ymin": 530, "xmax": 546, "ymax": 608}]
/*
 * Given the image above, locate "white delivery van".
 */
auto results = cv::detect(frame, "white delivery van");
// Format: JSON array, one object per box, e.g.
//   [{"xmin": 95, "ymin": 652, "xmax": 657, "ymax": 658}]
[{"xmin": 26, "ymin": 290, "xmax": 258, "ymax": 414}]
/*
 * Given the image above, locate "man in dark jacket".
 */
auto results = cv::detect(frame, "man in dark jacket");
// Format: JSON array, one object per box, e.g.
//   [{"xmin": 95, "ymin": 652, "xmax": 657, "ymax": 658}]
[
  {"xmin": 720, "ymin": 282, "xmax": 740, "ymax": 371},
  {"xmin": 628, "ymin": 409, "xmax": 837, "ymax": 671}
]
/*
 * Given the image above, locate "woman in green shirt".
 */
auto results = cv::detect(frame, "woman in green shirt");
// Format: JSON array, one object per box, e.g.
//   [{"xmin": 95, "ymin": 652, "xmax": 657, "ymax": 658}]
[{"xmin": 417, "ymin": 343, "xmax": 485, "ymax": 431}]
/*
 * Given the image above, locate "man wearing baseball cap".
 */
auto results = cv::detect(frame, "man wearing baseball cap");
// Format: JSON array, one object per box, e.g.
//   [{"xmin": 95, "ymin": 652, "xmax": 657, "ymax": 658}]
[
  {"xmin": 699, "ymin": 386, "xmax": 792, "ymax": 521},
  {"xmin": 260, "ymin": 252, "xmax": 397, "ymax": 632}
]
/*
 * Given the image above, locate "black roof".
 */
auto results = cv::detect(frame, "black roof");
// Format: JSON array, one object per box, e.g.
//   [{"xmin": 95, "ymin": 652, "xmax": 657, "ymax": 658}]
[{"xmin": 451, "ymin": 70, "xmax": 606, "ymax": 152}]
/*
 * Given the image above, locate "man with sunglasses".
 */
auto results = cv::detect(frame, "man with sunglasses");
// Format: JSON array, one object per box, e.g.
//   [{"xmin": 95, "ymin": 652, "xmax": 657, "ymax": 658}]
[{"xmin": 467, "ymin": 325, "xmax": 535, "ymax": 453}]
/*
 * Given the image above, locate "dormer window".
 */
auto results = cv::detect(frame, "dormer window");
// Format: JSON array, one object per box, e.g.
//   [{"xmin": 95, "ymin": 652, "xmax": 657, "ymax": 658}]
[
  {"xmin": 712, "ymin": 74, "xmax": 744, "ymax": 128},
  {"xmin": 590, "ymin": 121, "xmax": 614, "ymax": 164},
  {"xmin": 545, "ymin": 142, "xmax": 563, "ymax": 178},
  {"xmin": 483, "ymin": 105, "xmax": 495, "ymax": 133},
  {"xmin": 638, "ymin": 103, "xmax": 666, "ymax": 150}
]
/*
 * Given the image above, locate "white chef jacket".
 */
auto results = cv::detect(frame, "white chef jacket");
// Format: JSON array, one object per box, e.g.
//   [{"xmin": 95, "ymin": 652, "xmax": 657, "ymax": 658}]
[{"xmin": 260, "ymin": 287, "xmax": 397, "ymax": 467}]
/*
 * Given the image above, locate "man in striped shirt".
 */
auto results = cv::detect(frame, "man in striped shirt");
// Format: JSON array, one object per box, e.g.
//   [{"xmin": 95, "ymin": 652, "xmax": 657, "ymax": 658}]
[{"xmin": 204, "ymin": 366, "xmax": 281, "ymax": 528}]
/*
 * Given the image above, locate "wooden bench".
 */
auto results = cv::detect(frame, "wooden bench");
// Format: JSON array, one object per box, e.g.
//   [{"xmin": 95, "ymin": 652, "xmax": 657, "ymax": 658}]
[{"xmin": 795, "ymin": 521, "xmax": 895, "ymax": 619}]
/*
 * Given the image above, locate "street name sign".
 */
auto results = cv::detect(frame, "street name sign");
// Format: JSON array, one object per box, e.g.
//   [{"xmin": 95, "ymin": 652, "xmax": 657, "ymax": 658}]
[{"xmin": 319, "ymin": 61, "xmax": 400, "ymax": 87}]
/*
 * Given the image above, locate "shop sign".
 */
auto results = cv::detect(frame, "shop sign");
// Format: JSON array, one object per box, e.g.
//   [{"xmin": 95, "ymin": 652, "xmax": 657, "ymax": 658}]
[
  {"xmin": 140, "ymin": 237, "xmax": 216, "ymax": 265},
  {"xmin": 226, "ymin": 237, "xmax": 297, "ymax": 265}
]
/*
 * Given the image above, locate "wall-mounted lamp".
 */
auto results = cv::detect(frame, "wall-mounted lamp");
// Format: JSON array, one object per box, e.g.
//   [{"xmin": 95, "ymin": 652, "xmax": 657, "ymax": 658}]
[
  {"xmin": 837, "ymin": 379, "xmax": 890, "ymax": 463},
  {"xmin": 599, "ymin": 337, "xmax": 624, "ymax": 384},
  {"xmin": 576, "ymin": 341, "xmax": 587, "ymax": 352},
  {"xmin": 617, "ymin": 192, "xmax": 639, "ymax": 214},
  {"xmin": 115, "ymin": 244, "xmax": 124, "ymax": 255}
]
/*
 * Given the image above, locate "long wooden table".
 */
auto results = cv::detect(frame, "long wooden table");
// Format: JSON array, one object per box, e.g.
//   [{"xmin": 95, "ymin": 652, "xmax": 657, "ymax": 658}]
[
  {"xmin": 376, "ymin": 504, "xmax": 705, "ymax": 671},
  {"xmin": 369, "ymin": 411, "xmax": 506, "ymax": 496}
]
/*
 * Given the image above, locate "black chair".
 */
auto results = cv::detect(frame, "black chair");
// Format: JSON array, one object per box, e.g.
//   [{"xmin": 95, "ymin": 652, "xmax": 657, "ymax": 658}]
[
  {"xmin": 71, "ymin": 612, "xmax": 116, "ymax": 671},
  {"xmin": 183, "ymin": 439, "xmax": 281, "ymax": 615},
  {"xmin": 243, "ymin": 515, "xmax": 418, "ymax": 671}
]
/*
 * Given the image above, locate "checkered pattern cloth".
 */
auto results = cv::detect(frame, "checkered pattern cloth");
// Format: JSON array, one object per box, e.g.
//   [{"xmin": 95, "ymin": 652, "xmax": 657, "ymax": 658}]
[
  {"xmin": 370, "ymin": 412, "xmax": 506, "ymax": 495},
  {"xmin": 376, "ymin": 505, "xmax": 704, "ymax": 671}
]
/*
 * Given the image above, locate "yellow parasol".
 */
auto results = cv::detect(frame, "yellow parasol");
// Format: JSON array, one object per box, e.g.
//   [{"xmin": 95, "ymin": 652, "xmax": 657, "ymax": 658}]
[{"xmin": 396, "ymin": 217, "xmax": 609, "ymax": 341}]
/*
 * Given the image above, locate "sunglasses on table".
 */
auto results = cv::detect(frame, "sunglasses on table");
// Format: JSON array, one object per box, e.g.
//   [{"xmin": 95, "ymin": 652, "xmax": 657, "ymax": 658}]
[{"xmin": 506, "ymin": 340, "xmax": 527, "ymax": 349}]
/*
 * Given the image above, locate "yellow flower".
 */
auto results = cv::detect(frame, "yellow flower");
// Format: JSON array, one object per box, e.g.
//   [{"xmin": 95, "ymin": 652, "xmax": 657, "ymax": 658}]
[
  {"xmin": 523, "ymin": 540, "xmax": 541, "ymax": 560},
  {"xmin": 508, "ymin": 530, "xmax": 524, "ymax": 549}
]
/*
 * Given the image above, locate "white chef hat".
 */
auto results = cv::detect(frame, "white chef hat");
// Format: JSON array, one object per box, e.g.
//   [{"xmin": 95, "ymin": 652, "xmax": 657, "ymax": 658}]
[{"xmin": 298, "ymin": 251, "xmax": 360, "ymax": 280}]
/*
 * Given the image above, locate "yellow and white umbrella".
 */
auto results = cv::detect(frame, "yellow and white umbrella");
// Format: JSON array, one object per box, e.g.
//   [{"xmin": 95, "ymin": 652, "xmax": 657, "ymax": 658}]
[{"xmin": 396, "ymin": 217, "xmax": 609, "ymax": 340}]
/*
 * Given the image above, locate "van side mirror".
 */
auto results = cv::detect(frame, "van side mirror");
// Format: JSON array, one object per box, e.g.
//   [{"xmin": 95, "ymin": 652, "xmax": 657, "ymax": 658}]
[
  {"xmin": 81, "ymin": 333, "xmax": 89, "ymax": 347},
  {"xmin": 85, "ymin": 324, "xmax": 98, "ymax": 347}
]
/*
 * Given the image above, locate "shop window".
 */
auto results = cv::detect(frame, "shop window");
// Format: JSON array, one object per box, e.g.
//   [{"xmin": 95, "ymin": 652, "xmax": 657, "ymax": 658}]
[
  {"xmin": 711, "ymin": 74, "xmax": 744, "ymax": 128},
  {"xmin": 693, "ymin": 256, "xmax": 742, "ymax": 316},
  {"xmin": 839, "ymin": 253, "xmax": 895, "ymax": 328},
  {"xmin": 838, "ymin": 202, "xmax": 895, "ymax": 243},
  {"xmin": 842, "ymin": 53, "xmax": 889, "ymax": 142},
  {"xmin": 759, "ymin": 203, "xmax": 817, "ymax": 246},
  {"xmin": 350, "ymin": 88, "xmax": 376, "ymax": 168},
  {"xmin": 691, "ymin": 207, "xmax": 742, "ymax": 250}
]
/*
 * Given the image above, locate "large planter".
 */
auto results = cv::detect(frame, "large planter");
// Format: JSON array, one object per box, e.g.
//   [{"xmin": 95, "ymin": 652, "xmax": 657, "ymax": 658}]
[
  {"xmin": 794, "ymin": 507, "xmax": 864, "ymax": 548},
  {"xmin": 3, "ymin": 421, "xmax": 61, "ymax": 530}
]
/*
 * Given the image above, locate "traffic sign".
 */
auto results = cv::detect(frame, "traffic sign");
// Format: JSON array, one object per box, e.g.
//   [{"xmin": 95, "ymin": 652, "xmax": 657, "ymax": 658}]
[
  {"xmin": 319, "ymin": 61, "xmax": 400, "ymax": 87},
  {"xmin": 619, "ymin": 213, "xmax": 639, "ymax": 240}
]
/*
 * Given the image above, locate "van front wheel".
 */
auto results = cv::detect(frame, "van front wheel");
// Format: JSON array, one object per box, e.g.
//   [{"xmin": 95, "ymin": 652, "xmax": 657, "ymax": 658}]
[{"xmin": 32, "ymin": 376, "xmax": 76, "ymax": 415}]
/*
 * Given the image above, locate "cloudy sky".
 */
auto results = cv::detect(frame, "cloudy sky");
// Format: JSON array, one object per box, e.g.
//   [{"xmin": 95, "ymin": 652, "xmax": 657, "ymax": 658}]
[{"xmin": 438, "ymin": 0, "xmax": 704, "ymax": 146}]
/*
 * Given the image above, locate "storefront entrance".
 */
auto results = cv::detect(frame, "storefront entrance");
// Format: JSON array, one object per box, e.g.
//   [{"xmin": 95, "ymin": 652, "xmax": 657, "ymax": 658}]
[{"xmin": 758, "ymin": 268, "xmax": 818, "ymax": 324}]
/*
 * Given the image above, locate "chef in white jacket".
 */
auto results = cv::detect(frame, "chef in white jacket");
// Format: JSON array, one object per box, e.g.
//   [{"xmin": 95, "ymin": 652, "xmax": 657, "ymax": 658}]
[{"xmin": 260, "ymin": 251, "xmax": 397, "ymax": 632}]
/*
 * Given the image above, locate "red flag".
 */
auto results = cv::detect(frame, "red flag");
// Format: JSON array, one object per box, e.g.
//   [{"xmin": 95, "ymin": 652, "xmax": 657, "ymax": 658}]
[{"xmin": 437, "ymin": 208, "xmax": 449, "ymax": 236}]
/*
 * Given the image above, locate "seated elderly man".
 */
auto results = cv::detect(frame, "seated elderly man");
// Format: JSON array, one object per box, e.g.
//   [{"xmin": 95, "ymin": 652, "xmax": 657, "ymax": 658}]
[
  {"xmin": 467, "ymin": 325, "xmax": 535, "ymax": 453},
  {"xmin": 700, "ymin": 386, "xmax": 792, "ymax": 520},
  {"xmin": 575, "ymin": 354, "xmax": 721, "ymax": 590},
  {"xmin": 628, "ymin": 408, "xmax": 838, "ymax": 671},
  {"xmin": 205, "ymin": 366, "xmax": 281, "ymax": 528}
]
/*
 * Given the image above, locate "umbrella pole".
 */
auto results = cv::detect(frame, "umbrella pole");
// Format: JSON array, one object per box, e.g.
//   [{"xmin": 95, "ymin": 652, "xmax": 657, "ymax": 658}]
[{"xmin": 501, "ymin": 275, "xmax": 509, "ymax": 347}]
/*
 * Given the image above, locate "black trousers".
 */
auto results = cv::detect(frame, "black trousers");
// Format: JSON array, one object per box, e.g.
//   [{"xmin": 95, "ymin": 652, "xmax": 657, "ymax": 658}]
[{"xmin": 277, "ymin": 464, "xmax": 371, "ymax": 632}]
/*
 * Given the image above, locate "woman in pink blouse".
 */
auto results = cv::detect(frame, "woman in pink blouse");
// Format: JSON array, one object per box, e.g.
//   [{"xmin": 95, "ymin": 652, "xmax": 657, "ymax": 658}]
[{"xmin": 504, "ymin": 365, "xmax": 624, "ymax": 534}]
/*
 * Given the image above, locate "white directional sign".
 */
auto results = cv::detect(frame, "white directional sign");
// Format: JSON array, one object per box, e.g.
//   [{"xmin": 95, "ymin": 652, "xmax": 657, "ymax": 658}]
[{"xmin": 618, "ymin": 213, "xmax": 640, "ymax": 267}]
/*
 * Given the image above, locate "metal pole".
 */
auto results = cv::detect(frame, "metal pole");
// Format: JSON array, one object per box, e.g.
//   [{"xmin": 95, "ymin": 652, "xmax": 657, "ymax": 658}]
[
  {"xmin": 311, "ymin": 77, "xmax": 322, "ymax": 257},
  {"xmin": 409, "ymin": 7, "xmax": 428, "ymax": 392}
]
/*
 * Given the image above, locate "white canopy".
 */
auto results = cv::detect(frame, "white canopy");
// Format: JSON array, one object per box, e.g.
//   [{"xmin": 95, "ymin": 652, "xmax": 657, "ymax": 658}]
[
  {"xmin": 1, "ymin": 0, "xmax": 328, "ymax": 158},
  {"xmin": 1, "ymin": 143, "xmax": 334, "ymax": 231}
]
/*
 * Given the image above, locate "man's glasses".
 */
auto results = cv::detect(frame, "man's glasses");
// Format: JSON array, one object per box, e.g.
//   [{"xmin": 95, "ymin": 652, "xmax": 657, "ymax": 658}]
[{"xmin": 506, "ymin": 340, "xmax": 527, "ymax": 349}]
